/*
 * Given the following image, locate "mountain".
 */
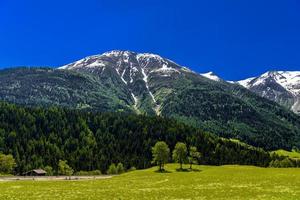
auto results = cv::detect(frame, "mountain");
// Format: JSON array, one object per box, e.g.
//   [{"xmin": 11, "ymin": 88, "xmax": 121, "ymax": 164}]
[
  {"xmin": 1, "ymin": 50, "xmax": 300, "ymax": 150},
  {"xmin": 235, "ymin": 71, "xmax": 300, "ymax": 114},
  {"xmin": 60, "ymin": 50, "xmax": 185, "ymax": 115}
]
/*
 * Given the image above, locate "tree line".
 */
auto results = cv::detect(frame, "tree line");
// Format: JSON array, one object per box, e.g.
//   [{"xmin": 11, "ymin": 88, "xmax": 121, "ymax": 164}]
[{"xmin": 0, "ymin": 102, "xmax": 273, "ymax": 174}]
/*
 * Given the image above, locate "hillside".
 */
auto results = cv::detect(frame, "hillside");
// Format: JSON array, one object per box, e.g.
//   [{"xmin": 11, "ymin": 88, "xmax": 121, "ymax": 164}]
[
  {"xmin": 0, "ymin": 51, "xmax": 300, "ymax": 150},
  {"xmin": 272, "ymin": 149, "xmax": 300, "ymax": 160}
]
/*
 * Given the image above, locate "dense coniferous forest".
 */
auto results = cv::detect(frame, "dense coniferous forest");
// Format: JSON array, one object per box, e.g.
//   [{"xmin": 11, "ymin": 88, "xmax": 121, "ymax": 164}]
[{"xmin": 0, "ymin": 102, "xmax": 272, "ymax": 174}]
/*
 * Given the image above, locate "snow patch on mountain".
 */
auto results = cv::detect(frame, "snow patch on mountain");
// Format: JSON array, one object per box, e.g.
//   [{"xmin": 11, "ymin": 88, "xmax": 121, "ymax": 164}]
[
  {"xmin": 131, "ymin": 92, "xmax": 139, "ymax": 112},
  {"xmin": 121, "ymin": 68, "xmax": 127, "ymax": 84},
  {"xmin": 136, "ymin": 53, "xmax": 165, "ymax": 63},
  {"xmin": 140, "ymin": 67, "xmax": 156, "ymax": 103},
  {"xmin": 237, "ymin": 77, "xmax": 256, "ymax": 88},
  {"xmin": 201, "ymin": 72, "xmax": 221, "ymax": 81}
]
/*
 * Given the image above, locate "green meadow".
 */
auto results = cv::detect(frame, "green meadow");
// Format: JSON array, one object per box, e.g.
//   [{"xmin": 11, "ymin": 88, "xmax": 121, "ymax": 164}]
[{"xmin": 1, "ymin": 164, "xmax": 300, "ymax": 200}]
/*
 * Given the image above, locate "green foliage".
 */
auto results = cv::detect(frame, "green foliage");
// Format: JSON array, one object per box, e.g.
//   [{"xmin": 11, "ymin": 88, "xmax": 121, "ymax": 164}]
[
  {"xmin": 58, "ymin": 160, "xmax": 74, "ymax": 176},
  {"xmin": 0, "ymin": 153, "xmax": 16, "ymax": 174},
  {"xmin": 107, "ymin": 164, "xmax": 117, "ymax": 175},
  {"xmin": 272, "ymin": 149, "xmax": 300, "ymax": 160},
  {"xmin": 116, "ymin": 163, "xmax": 125, "ymax": 174},
  {"xmin": 152, "ymin": 141, "xmax": 170, "ymax": 171},
  {"xmin": 44, "ymin": 166, "xmax": 53, "ymax": 176},
  {"xmin": 188, "ymin": 146, "xmax": 201, "ymax": 169},
  {"xmin": 172, "ymin": 142, "xmax": 187, "ymax": 169}
]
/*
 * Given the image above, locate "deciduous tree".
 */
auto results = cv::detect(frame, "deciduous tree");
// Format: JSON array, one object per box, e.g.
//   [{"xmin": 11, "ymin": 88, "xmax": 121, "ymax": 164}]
[
  {"xmin": 152, "ymin": 141, "xmax": 170, "ymax": 171},
  {"xmin": 188, "ymin": 146, "xmax": 201, "ymax": 169},
  {"xmin": 172, "ymin": 142, "xmax": 187, "ymax": 169}
]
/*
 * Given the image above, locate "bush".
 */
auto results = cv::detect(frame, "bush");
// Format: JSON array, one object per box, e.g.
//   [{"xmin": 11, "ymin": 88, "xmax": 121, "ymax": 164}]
[
  {"xmin": 116, "ymin": 163, "xmax": 125, "ymax": 174},
  {"xmin": 58, "ymin": 160, "xmax": 74, "ymax": 176},
  {"xmin": 128, "ymin": 166, "xmax": 136, "ymax": 172},
  {"xmin": 44, "ymin": 166, "xmax": 53, "ymax": 176},
  {"xmin": 0, "ymin": 153, "xmax": 16, "ymax": 174},
  {"xmin": 107, "ymin": 164, "xmax": 117, "ymax": 175}
]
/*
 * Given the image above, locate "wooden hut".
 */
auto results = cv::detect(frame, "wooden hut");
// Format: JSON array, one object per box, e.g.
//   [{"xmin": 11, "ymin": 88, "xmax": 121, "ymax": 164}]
[{"xmin": 23, "ymin": 169, "xmax": 47, "ymax": 176}]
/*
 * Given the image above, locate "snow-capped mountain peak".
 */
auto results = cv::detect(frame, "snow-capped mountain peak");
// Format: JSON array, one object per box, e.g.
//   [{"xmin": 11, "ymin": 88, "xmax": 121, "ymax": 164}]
[
  {"xmin": 236, "ymin": 70, "xmax": 300, "ymax": 114},
  {"xmin": 200, "ymin": 71, "xmax": 221, "ymax": 81},
  {"xmin": 59, "ymin": 50, "xmax": 187, "ymax": 115},
  {"xmin": 237, "ymin": 71, "xmax": 300, "ymax": 96}
]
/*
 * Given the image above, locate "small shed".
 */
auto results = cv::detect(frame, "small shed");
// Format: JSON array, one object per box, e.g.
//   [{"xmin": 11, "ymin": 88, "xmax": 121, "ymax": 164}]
[{"xmin": 23, "ymin": 169, "xmax": 47, "ymax": 176}]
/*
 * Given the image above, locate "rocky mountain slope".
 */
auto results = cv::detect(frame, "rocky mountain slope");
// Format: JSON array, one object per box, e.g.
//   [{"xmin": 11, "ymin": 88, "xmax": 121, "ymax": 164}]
[
  {"xmin": 1, "ymin": 50, "xmax": 300, "ymax": 150},
  {"xmin": 235, "ymin": 71, "xmax": 300, "ymax": 114}
]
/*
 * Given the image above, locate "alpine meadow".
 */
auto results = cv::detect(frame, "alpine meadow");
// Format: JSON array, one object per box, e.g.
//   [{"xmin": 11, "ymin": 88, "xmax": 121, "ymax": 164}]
[{"xmin": 1, "ymin": 1, "xmax": 300, "ymax": 200}]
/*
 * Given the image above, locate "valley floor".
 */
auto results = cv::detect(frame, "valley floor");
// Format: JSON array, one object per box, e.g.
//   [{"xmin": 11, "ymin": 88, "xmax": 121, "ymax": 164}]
[{"xmin": 1, "ymin": 164, "xmax": 300, "ymax": 200}]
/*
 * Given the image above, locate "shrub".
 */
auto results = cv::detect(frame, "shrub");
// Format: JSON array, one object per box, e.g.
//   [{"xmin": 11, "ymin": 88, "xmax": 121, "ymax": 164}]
[
  {"xmin": 107, "ymin": 164, "xmax": 117, "ymax": 175},
  {"xmin": 44, "ymin": 166, "xmax": 53, "ymax": 176},
  {"xmin": 128, "ymin": 166, "xmax": 136, "ymax": 172},
  {"xmin": 58, "ymin": 160, "xmax": 74, "ymax": 176},
  {"xmin": 0, "ymin": 153, "xmax": 16, "ymax": 174},
  {"xmin": 116, "ymin": 163, "xmax": 125, "ymax": 174}
]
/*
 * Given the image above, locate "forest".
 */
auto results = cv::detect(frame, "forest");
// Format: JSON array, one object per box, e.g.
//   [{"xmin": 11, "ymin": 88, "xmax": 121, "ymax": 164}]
[{"xmin": 0, "ymin": 101, "xmax": 290, "ymax": 174}]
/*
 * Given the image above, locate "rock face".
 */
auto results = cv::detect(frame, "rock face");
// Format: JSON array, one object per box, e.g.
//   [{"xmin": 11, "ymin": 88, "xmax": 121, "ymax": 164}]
[
  {"xmin": 236, "ymin": 71, "xmax": 300, "ymax": 114},
  {"xmin": 1, "ymin": 50, "xmax": 300, "ymax": 150}
]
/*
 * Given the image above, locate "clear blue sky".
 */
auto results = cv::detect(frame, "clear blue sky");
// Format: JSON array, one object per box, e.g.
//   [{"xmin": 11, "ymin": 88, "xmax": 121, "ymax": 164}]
[{"xmin": 1, "ymin": 0, "xmax": 300, "ymax": 80}]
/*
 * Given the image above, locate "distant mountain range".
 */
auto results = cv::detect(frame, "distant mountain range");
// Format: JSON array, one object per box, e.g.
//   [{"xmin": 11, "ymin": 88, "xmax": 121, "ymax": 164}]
[
  {"xmin": 203, "ymin": 70, "xmax": 300, "ymax": 115},
  {"xmin": 1, "ymin": 50, "xmax": 300, "ymax": 150},
  {"xmin": 236, "ymin": 71, "xmax": 300, "ymax": 114}
]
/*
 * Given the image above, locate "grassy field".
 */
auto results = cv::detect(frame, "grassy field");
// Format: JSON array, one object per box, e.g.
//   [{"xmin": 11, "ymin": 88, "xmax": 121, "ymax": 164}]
[{"xmin": 1, "ymin": 164, "xmax": 300, "ymax": 200}]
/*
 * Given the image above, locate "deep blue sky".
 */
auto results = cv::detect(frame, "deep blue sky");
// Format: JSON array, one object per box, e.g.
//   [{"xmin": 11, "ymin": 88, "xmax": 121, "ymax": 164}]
[{"xmin": 1, "ymin": 0, "xmax": 300, "ymax": 80}]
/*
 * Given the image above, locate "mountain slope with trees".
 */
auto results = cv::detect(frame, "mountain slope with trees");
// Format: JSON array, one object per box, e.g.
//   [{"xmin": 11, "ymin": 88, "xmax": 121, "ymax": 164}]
[
  {"xmin": 0, "ymin": 102, "xmax": 271, "ymax": 174},
  {"xmin": 0, "ymin": 51, "xmax": 300, "ymax": 150}
]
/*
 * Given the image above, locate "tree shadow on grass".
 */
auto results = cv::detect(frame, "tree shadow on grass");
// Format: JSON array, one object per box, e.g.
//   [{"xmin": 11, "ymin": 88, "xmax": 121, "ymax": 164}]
[
  {"xmin": 176, "ymin": 168, "xmax": 202, "ymax": 172},
  {"xmin": 154, "ymin": 169, "xmax": 172, "ymax": 173}
]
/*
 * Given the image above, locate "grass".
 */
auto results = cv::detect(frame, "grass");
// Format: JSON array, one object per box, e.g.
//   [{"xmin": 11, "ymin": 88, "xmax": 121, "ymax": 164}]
[
  {"xmin": 0, "ymin": 164, "xmax": 300, "ymax": 200},
  {"xmin": 272, "ymin": 149, "xmax": 300, "ymax": 159}
]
